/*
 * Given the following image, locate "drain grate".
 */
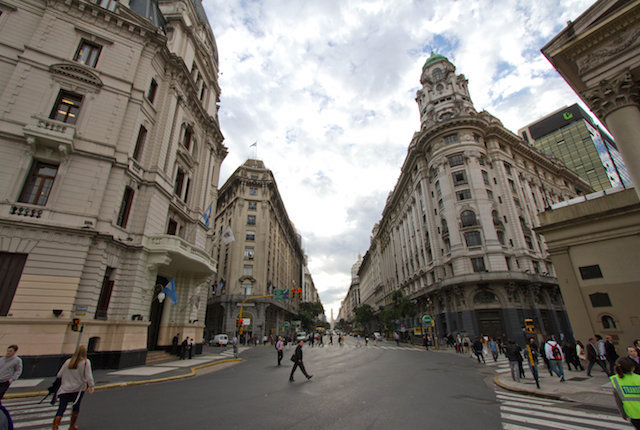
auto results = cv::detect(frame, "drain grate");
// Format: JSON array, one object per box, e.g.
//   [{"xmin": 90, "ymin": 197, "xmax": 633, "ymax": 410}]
[{"xmin": 567, "ymin": 377, "xmax": 589, "ymax": 381}]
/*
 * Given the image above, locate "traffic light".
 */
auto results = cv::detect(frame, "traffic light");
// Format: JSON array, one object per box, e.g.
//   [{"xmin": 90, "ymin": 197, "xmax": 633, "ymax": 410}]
[
  {"xmin": 524, "ymin": 318, "xmax": 535, "ymax": 334},
  {"xmin": 291, "ymin": 288, "xmax": 296, "ymax": 300},
  {"xmin": 71, "ymin": 318, "xmax": 80, "ymax": 332},
  {"xmin": 236, "ymin": 318, "xmax": 243, "ymax": 328},
  {"xmin": 297, "ymin": 288, "xmax": 302, "ymax": 299}
]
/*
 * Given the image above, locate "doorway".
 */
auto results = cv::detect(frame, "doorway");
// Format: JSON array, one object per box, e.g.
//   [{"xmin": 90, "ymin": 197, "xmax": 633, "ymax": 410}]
[
  {"xmin": 147, "ymin": 276, "xmax": 167, "ymax": 350},
  {"xmin": 476, "ymin": 309, "xmax": 505, "ymax": 339}
]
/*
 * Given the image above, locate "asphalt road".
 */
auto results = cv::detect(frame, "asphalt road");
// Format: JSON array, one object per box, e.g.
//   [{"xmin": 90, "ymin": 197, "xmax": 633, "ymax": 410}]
[{"xmin": 76, "ymin": 340, "xmax": 502, "ymax": 429}]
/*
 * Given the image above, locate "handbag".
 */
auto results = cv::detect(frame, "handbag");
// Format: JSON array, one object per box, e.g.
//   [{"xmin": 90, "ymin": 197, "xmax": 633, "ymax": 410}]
[{"xmin": 290, "ymin": 354, "xmax": 297, "ymax": 363}]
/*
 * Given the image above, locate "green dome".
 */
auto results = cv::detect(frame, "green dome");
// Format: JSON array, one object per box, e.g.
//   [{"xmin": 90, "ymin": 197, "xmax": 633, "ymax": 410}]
[{"xmin": 424, "ymin": 52, "xmax": 448, "ymax": 68}]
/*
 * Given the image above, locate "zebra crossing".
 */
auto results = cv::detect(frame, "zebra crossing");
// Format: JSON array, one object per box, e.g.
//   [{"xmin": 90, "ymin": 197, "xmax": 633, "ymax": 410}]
[
  {"xmin": 497, "ymin": 390, "xmax": 633, "ymax": 429},
  {"xmin": 1, "ymin": 396, "xmax": 72, "ymax": 429}
]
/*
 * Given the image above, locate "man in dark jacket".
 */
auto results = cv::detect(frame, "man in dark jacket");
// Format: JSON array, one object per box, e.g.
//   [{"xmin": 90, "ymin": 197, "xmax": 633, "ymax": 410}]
[
  {"xmin": 605, "ymin": 335, "xmax": 619, "ymax": 375},
  {"xmin": 505, "ymin": 340, "xmax": 522, "ymax": 382},
  {"xmin": 290, "ymin": 340, "xmax": 313, "ymax": 382},
  {"xmin": 586, "ymin": 337, "xmax": 609, "ymax": 376},
  {"xmin": 472, "ymin": 337, "xmax": 485, "ymax": 363}
]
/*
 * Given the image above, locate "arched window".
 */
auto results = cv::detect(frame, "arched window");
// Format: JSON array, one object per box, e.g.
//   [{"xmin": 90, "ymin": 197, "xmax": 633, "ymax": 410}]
[
  {"xmin": 602, "ymin": 315, "xmax": 617, "ymax": 329},
  {"xmin": 474, "ymin": 290, "xmax": 498, "ymax": 304},
  {"xmin": 441, "ymin": 219, "xmax": 448, "ymax": 235},
  {"xmin": 461, "ymin": 210, "xmax": 477, "ymax": 227},
  {"xmin": 182, "ymin": 125, "xmax": 193, "ymax": 150},
  {"xmin": 432, "ymin": 68, "xmax": 443, "ymax": 81}
]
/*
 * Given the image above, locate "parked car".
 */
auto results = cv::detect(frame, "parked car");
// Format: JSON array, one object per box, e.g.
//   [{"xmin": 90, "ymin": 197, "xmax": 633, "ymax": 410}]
[
  {"xmin": 373, "ymin": 332, "xmax": 383, "ymax": 341},
  {"xmin": 211, "ymin": 334, "xmax": 228, "ymax": 346},
  {"xmin": 296, "ymin": 332, "xmax": 308, "ymax": 342}
]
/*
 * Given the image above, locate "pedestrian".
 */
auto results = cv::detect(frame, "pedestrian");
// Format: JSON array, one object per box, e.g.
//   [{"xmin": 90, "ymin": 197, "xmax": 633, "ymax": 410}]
[
  {"xmin": 605, "ymin": 335, "xmax": 620, "ymax": 376},
  {"xmin": 0, "ymin": 345, "xmax": 22, "ymax": 400},
  {"xmin": 0, "ymin": 403, "xmax": 13, "ymax": 429},
  {"xmin": 289, "ymin": 340, "xmax": 312, "ymax": 382},
  {"xmin": 627, "ymin": 347, "xmax": 640, "ymax": 375},
  {"xmin": 505, "ymin": 340, "xmax": 522, "ymax": 382},
  {"xmin": 525, "ymin": 338, "xmax": 540, "ymax": 384},
  {"xmin": 539, "ymin": 341, "xmax": 552, "ymax": 376},
  {"xmin": 181, "ymin": 337, "xmax": 188, "ymax": 360},
  {"xmin": 188, "ymin": 337, "xmax": 194, "ymax": 359},
  {"xmin": 634, "ymin": 339, "xmax": 640, "ymax": 357},
  {"xmin": 610, "ymin": 357, "xmax": 640, "ymax": 429},
  {"xmin": 576, "ymin": 340, "xmax": 587, "ymax": 368},
  {"xmin": 276, "ymin": 336, "xmax": 284, "ymax": 366},
  {"xmin": 586, "ymin": 337, "xmax": 609, "ymax": 376},
  {"xmin": 339, "ymin": 335, "xmax": 344, "ymax": 347},
  {"xmin": 489, "ymin": 338, "xmax": 499, "ymax": 362},
  {"xmin": 329, "ymin": 334, "xmax": 333, "ymax": 345},
  {"xmin": 309, "ymin": 333, "xmax": 315, "ymax": 348},
  {"xmin": 472, "ymin": 337, "xmax": 485, "ymax": 364},
  {"xmin": 463, "ymin": 335, "xmax": 471, "ymax": 356},
  {"xmin": 567, "ymin": 340, "xmax": 584, "ymax": 371},
  {"xmin": 52, "ymin": 345, "xmax": 94, "ymax": 430},
  {"xmin": 394, "ymin": 331, "xmax": 400, "ymax": 346},
  {"xmin": 232, "ymin": 336, "xmax": 238, "ymax": 358},
  {"xmin": 319, "ymin": 333, "xmax": 324, "ymax": 347},
  {"xmin": 544, "ymin": 336, "xmax": 566, "ymax": 382},
  {"xmin": 171, "ymin": 333, "xmax": 179, "ymax": 355}
]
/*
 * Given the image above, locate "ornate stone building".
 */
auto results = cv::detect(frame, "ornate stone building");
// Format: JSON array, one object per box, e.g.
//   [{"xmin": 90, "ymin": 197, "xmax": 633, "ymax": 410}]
[
  {"xmin": 206, "ymin": 159, "xmax": 306, "ymax": 341},
  {"xmin": 356, "ymin": 54, "xmax": 592, "ymax": 343},
  {"xmin": 0, "ymin": 0, "xmax": 225, "ymax": 376}
]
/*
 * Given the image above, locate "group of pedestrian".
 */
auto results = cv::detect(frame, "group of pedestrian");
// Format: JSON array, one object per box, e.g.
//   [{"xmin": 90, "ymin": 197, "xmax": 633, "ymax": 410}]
[{"xmin": 171, "ymin": 333, "xmax": 194, "ymax": 360}]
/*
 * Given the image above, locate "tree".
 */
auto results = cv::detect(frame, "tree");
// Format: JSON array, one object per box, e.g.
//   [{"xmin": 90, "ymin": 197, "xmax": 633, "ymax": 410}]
[
  {"xmin": 336, "ymin": 318, "xmax": 350, "ymax": 332},
  {"xmin": 354, "ymin": 304, "xmax": 376, "ymax": 334},
  {"xmin": 391, "ymin": 290, "xmax": 416, "ymax": 319},
  {"xmin": 297, "ymin": 301, "xmax": 324, "ymax": 332}
]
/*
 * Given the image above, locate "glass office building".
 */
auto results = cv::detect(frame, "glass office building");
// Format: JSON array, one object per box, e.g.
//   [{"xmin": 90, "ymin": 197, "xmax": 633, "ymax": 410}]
[{"xmin": 519, "ymin": 104, "xmax": 632, "ymax": 191}]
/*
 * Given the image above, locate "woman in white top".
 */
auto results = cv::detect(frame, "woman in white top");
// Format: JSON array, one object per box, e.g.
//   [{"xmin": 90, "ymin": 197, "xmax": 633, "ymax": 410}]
[{"xmin": 52, "ymin": 345, "xmax": 94, "ymax": 430}]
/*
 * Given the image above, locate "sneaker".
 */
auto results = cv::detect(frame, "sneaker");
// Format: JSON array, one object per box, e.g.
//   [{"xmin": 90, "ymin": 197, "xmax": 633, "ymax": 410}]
[
  {"xmin": 289, "ymin": 378, "xmax": 294, "ymax": 382},
  {"xmin": 306, "ymin": 375, "xmax": 313, "ymax": 380},
  {"xmin": 560, "ymin": 376, "xmax": 565, "ymax": 382}
]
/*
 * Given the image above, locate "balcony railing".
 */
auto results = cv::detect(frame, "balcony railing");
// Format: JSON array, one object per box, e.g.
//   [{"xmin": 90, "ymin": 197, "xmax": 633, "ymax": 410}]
[
  {"xmin": 23, "ymin": 115, "xmax": 75, "ymax": 155},
  {"xmin": 9, "ymin": 204, "xmax": 43, "ymax": 218}
]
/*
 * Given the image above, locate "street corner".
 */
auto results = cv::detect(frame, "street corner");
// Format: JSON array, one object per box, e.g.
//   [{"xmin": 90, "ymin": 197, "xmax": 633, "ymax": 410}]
[{"xmin": 493, "ymin": 373, "xmax": 562, "ymax": 401}]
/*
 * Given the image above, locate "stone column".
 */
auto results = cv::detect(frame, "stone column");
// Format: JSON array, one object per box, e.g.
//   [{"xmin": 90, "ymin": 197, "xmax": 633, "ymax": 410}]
[{"xmin": 583, "ymin": 71, "xmax": 640, "ymax": 197}]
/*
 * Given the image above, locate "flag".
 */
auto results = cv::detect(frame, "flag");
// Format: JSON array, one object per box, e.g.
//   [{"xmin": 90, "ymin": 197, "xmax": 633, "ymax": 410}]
[
  {"xmin": 221, "ymin": 225, "xmax": 235, "ymax": 244},
  {"xmin": 163, "ymin": 279, "xmax": 178, "ymax": 305},
  {"xmin": 249, "ymin": 142, "xmax": 257, "ymax": 148},
  {"xmin": 202, "ymin": 203, "xmax": 212, "ymax": 229}
]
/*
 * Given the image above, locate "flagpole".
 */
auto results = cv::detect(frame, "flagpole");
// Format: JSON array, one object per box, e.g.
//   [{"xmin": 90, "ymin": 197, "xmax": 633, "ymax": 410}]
[{"xmin": 250, "ymin": 141, "xmax": 257, "ymax": 159}]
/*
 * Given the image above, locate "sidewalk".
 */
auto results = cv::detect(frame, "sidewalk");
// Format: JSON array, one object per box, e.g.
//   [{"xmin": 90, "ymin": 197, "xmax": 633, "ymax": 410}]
[
  {"xmin": 430, "ymin": 344, "xmax": 618, "ymax": 411},
  {"xmin": 3, "ymin": 347, "xmax": 243, "ymax": 400}
]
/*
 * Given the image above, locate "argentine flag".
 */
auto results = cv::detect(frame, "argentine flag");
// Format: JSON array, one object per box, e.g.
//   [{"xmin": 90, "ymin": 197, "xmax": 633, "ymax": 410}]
[{"xmin": 163, "ymin": 279, "xmax": 178, "ymax": 305}]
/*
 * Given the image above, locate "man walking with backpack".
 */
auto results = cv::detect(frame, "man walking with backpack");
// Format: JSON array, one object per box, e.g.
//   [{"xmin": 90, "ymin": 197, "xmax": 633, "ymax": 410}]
[{"xmin": 545, "ymin": 336, "xmax": 565, "ymax": 382}]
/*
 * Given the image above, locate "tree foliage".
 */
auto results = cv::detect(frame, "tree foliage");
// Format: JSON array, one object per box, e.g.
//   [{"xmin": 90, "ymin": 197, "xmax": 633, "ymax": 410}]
[
  {"xmin": 354, "ymin": 304, "xmax": 376, "ymax": 334},
  {"xmin": 297, "ymin": 301, "xmax": 324, "ymax": 332}
]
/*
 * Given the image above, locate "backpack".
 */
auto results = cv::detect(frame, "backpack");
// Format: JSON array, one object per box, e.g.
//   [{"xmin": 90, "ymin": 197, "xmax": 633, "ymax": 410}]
[{"xmin": 550, "ymin": 342, "xmax": 562, "ymax": 360}]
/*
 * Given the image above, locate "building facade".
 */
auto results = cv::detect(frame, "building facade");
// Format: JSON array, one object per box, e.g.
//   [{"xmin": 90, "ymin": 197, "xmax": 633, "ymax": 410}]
[
  {"xmin": 355, "ymin": 54, "xmax": 593, "ymax": 344},
  {"xmin": 538, "ymin": 0, "xmax": 640, "ymax": 350},
  {"xmin": 518, "ymin": 104, "xmax": 631, "ymax": 191},
  {"xmin": 206, "ymin": 159, "xmax": 305, "ymax": 342},
  {"xmin": 0, "ymin": 0, "xmax": 226, "ymax": 376}
]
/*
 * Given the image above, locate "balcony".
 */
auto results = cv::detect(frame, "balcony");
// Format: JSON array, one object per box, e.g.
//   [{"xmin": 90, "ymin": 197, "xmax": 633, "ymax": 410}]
[
  {"xmin": 8, "ymin": 204, "xmax": 44, "ymax": 219},
  {"xmin": 143, "ymin": 234, "xmax": 216, "ymax": 276},
  {"xmin": 23, "ymin": 115, "xmax": 75, "ymax": 156}
]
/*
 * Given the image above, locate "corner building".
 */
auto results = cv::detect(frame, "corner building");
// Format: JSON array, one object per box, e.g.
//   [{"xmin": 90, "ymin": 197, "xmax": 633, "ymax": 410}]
[
  {"xmin": 357, "ymin": 54, "xmax": 592, "ymax": 344},
  {"xmin": 0, "ymin": 0, "xmax": 226, "ymax": 376},
  {"xmin": 206, "ymin": 159, "xmax": 304, "ymax": 342}
]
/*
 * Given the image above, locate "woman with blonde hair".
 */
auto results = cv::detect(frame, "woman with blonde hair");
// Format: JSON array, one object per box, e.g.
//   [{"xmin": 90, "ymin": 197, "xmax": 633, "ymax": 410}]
[{"xmin": 52, "ymin": 345, "xmax": 94, "ymax": 430}]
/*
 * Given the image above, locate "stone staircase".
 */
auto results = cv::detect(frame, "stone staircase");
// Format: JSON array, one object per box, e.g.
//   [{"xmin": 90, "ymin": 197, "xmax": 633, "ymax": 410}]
[{"xmin": 145, "ymin": 350, "xmax": 177, "ymax": 365}]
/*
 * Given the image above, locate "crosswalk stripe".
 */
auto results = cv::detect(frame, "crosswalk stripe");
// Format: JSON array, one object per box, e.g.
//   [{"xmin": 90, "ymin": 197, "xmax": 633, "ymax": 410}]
[
  {"xmin": 497, "ymin": 394, "xmax": 557, "ymax": 406},
  {"xmin": 496, "ymin": 390, "xmax": 562, "ymax": 402},
  {"xmin": 501, "ymin": 401, "xmax": 630, "ymax": 425},
  {"xmin": 500, "ymin": 406, "xmax": 631, "ymax": 429},
  {"xmin": 501, "ymin": 412, "xmax": 597, "ymax": 430},
  {"xmin": 502, "ymin": 423, "xmax": 534, "ymax": 430}
]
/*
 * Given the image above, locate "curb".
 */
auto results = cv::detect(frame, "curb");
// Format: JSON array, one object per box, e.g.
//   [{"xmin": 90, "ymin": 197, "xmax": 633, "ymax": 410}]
[
  {"xmin": 493, "ymin": 374, "xmax": 563, "ymax": 401},
  {"xmin": 3, "ymin": 358, "xmax": 242, "ymax": 400}
]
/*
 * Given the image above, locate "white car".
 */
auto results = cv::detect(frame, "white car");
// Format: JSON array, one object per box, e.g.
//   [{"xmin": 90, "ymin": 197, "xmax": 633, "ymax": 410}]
[
  {"xmin": 296, "ymin": 332, "xmax": 307, "ymax": 342},
  {"xmin": 211, "ymin": 334, "xmax": 228, "ymax": 346},
  {"xmin": 373, "ymin": 332, "xmax": 383, "ymax": 341}
]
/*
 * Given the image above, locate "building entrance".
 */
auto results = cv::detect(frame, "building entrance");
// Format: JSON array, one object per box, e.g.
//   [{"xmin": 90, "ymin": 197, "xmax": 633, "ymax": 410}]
[
  {"xmin": 476, "ymin": 309, "xmax": 505, "ymax": 339},
  {"xmin": 147, "ymin": 276, "xmax": 167, "ymax": 350}
]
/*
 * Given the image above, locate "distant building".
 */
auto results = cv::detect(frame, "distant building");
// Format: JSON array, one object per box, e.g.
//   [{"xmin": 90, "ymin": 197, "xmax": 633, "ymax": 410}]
[
  {"xmin": 0, "ymin": 0, "xmax": 225, "ymax": 376},
  {"xmin": 353, "ymin": 53, "xmax": 592, "ymax": 344},
  {"xmin": 518, "ymin": 104, "xmax": 631, "ymax": 191},
  {"xmin": 206, "ymin": 159, "xmax": 306, "ymax": 341}
]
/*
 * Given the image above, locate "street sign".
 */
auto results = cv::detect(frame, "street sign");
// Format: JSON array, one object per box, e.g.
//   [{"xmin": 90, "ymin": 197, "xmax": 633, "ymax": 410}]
[
  {"xmin": 242, "ymin": 318, "xmax": 251, "ymax": 326},
  {"xmin": 274, "ymin": 289, "xmax": 285, "ymax": 300},
  {"xmin": 422, "ymin": 315, "xmax": 432, "ymax": 325},
  {"xmin": 284, "ymin": 321, "xmax": 290, "ymax": 328}
]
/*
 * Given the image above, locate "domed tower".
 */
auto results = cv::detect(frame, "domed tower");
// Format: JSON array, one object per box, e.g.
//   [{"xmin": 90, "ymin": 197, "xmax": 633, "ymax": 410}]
[{"xmin": 416, "ymin": 53, "xmax": 477, "ymax": 130}]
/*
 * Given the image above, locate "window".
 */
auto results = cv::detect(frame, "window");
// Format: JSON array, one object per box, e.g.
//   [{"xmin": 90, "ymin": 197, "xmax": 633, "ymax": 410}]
[
  {"xmin": 508, "ymin": 179, "xmax": 516, "ymax": 193},
  {"xmin": 438, "ymin": 199, "xmax": 443, "ymax": 209},
  {"xmin": 514, "ymin": 197, "xmax": 521, "ymax": 208},
  {"xmin": 167, "ymin": 219, "xmax": 178, "ymax": 235},
  {"xmin": 74, "ymin": 40, "xmax": 101, "ymax": 68},
  {"xmin": 460, "ymin": 210, "xmax": 477, "ymax": 227},
  {"xmin": 497, "ymin": 230, "xmax": 505, "ymax": 245},
  {"xmin": 525, "ymin": 236, "xmax": 534, "ymax": 250},
  {"xmin": 448, "ymin": 154, "xmax": 464, "ymax": 167},
  {"xmin": 589, "ymin": 292, "xmax": 611, "ymax": 307},
  {"xmin": 96, "ymin": 0, "xmax": 118, "ymax": 11},
  {"xmin": 452, "ymin": 171, "xmax": 467, "ymax": 186},
  {"xmin": 247, "ymin": 215, "xmax": 256, "ymax": 225},
  {"xmin": 471, "ymin": 257, "xmax": 486, "ymax": 272},
  {"xmin": 95, "ymin": 267, "xmax": 114, "ymax": 319},
  {"xmin": 246, "ymin": 230, "xmax": 255, "ymax": 241},
  {"xmin": 441, "ymin": 219, "xmax": 448, "ymax": 235},
  {"xmin": 174, "ymin": 168, "xmax": 185, "ymax": 196},
  {"xmin": 435, "ymin": 181, "xmax": 441, "ymax": 197},
  {"xmin": 19, "ymin": 161, "xmax": 58, "ymax": 206},
  {"xmin": 432, "ymin": 68, "xmax": 443, "ymax": 81},
  {"xmin": 242, "ymin": 282, "xmax": 252, "ymax": 296},
  {"xmin": 0, "ymin": 252, "xmax": 28, "ymax": 316},
  {"xmin": 249, "ymin": 187, "xmax": 257, "ymax": 195},
  {"xmin": 479, "ymin": 156, "xmax": 485, "ymax": 166},
  {"xmin": 116, "ymin": 186, "xmax": 134, "ymax": 228},
  {"xmin": 182, "ymin": 126, "xmax": 192, "ymax": 150},
  {"xmin": 200, "ymin": 83, "xmax": 207, "ymax": 102},
  {"xmin": 456, "ymin": 189, "xmax": 471, "ymax": 201},
  {"xmin": 504, "ymin": 162, "xmax": 512, "ymax": 176},
  {"xmin": 533, "ymin": 261, "xmax": 540, "ymax": 274},
  {"xmin": 147, "ymin": 79, "xmax": 158, "ymax": 103},
  {"xmin": 487, "ymin": 190, "xmax": 494, "ymax": 200},
  {"xmin": 248, "ymin": 201, "xmax": 257, "ymax": 210},
  {"xmin": 579, "ymin": 265, "xmax": 603, "ymax": 280},
  {"xmin": 444, "ymin": 134, "xmax": 459, "ymax": 145},
  {"xmin": 601, "ymin": 315, "xmax": 617, "ymax": 329},
  {"xmin": 482, "ymin": 170, "xmax": 490, "ymax": 185},
  {"xmin": 243, "ymin": 265, "xmax": 253, "ymax": 276},
  {"xmin": 464, "ymin": 231, "xmax": 482, "ymax": 247},
  {"xmin": 244, "ymin": 247, "xmax": 254, "ymax": 259},
  {"xmin": 132, "ymin": 125, "xmax": 147, "ymax": 161},
  {"xmin": 50, "ymin": 90, "xmax": 83, "ymax": 124}
]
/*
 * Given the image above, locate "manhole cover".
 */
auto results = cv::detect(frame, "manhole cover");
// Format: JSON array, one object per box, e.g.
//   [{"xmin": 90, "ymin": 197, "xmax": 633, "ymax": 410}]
[{"xmin": 567, "ymin": 377, "xmax": 589, "ymax": 381}]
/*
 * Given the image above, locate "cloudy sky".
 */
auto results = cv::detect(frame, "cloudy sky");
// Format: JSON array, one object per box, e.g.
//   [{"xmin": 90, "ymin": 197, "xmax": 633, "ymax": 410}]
[{"xmin": 201, "ymin": 0, "xmax": 596, "ymax": 319}]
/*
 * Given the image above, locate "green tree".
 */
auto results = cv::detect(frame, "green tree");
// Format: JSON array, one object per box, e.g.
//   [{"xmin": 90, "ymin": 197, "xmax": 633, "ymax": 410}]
[
  {"xmin": 354, "ymin": 304, "xmax": 376, "ymax": 334},
  {"xmin": 336, "ymin": 318, "xmax": 350, "ymax": 332},
  {"xmin": 391, "ymin": 290, "xmax": 416, "ymax": 319},
  {"xmin": 297, "ymin": 301, "xmax": 324, "ymax": 332}
]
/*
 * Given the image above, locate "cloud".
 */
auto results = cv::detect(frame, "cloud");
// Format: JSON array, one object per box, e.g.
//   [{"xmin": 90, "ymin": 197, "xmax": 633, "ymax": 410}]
[{"xmin": 202, "ymin": 0, "xmax": 596, "ymax": 316}]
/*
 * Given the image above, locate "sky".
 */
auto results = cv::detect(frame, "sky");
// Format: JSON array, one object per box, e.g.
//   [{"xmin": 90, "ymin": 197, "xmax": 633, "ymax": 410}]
[{"xmin": 201, "ymin": 0, "xmax": 596, "ymax": 320}]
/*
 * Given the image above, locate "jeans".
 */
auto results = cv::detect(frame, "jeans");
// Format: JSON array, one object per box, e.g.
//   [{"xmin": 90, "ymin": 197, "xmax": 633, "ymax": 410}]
[
  {"xmin": 55, "ymin": 392, "xmax": 84, "ymax": 417},
  {"xmin": 549, "ymin": 359, "xmax": 564, "ymax": 378},
  {"xmin": 509, "ymin": 361, "xmax": 520, "ymax": 382},
  {"xmin": 491, "ymin": 350, "xmax": 498, "ymax": 362},
  {"xmin": 0, "ymin": 381, "xmax": 10, "ymax": 400}
]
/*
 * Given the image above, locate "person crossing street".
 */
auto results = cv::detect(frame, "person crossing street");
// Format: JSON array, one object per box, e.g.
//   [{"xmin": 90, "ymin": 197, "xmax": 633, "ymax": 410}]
[
  {"xmin": 276, "ymin": 336, "xmax": 284, "ymax": 366},
  {"xmin": 289, "ymin": 340, "xmax": 312, "ymax": 382}
]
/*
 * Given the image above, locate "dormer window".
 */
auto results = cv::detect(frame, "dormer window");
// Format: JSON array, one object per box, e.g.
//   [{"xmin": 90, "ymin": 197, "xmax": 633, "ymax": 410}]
[{"xmin": 432, "ymin": 68, "xmax": 443, "ymax": 81}]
